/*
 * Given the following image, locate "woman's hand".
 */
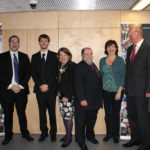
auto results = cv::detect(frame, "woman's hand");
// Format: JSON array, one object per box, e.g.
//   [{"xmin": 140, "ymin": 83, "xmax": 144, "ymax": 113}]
[
  {"xmin": 62, "ymin": 97, "xmax": 69, "ymax": 103},
  {"xmin": 115, "ymin": 86, "xmax": 123, "ymax": 100},
  {"xmin": 115, "ymin": 92, "xmax": 121, "ymax": 100}
]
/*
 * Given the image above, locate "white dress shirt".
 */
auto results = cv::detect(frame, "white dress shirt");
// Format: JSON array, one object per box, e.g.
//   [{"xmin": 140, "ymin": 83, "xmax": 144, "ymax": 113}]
[
  {"xmin": 8, "ymin": 50, "xmax": 24, "ymax": 89},
  {"xmin": 40, "ymin": 50, "xmax": 48, "ymax": 61},
  {"xmin": 134, "ymin": 39, "xmax": 144, "ymax": 54}
]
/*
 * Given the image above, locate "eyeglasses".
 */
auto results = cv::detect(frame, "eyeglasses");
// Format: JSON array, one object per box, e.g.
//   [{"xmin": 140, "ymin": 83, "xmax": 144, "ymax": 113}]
[
  {"xmin": 128, "ymin": 30, "xmax": 138, "ymax": 36},
  {"xmin": 9, "ymin": 40, "xmax": 19, "ymax": 43}
]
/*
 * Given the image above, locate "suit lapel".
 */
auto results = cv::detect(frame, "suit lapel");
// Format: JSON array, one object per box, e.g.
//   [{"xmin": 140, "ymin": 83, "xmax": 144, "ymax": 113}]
[
  {"xmin": 129, "ymin": 41, "xmax": 145, "ymax": 67},
  {"xmin": 7, "ymin": 51, "xmax": 13, "ymax": 77},
  {"xmin": 45, "ymin": 50, "xmax": 53, "ymax": 68},
  {"xmin": 83, "ymin": 61, "xmax": 100, "ymax": 79},
  {"xmin": 37, "ymin": 51, "xmax": 43, "ymax": 69}
]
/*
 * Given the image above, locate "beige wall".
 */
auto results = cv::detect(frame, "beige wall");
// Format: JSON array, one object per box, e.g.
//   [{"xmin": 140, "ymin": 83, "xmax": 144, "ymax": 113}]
[{"xmin": 0, "ymin": 10, "xmax": 150, "ymax": 134}]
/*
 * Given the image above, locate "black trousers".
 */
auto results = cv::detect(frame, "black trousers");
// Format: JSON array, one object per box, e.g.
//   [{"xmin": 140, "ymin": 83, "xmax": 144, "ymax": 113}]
[
  {"xmin": 1, "ymin": 90, "xmax": 29, "ymax": 138},
  {"xmin": 36, "ymin": 91, "xmax": 57, "ymax": 135},
  {"xmin": 127, "ymin": 95, "xmax": 150, "ymax": 150},
  {"xmin": 102, "ymin": 90, "xmax": 122, "ymax": 138},
  {"xmin": 75, "ymin": 106, "xmax": 98, "ymax": 144}
]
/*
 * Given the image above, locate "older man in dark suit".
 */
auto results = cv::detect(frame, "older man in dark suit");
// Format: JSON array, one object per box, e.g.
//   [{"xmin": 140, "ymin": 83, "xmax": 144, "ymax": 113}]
[
  {"xmin": 122, "ymin": 24, "xmax": 150, "ymax": 150},
  {"xmin": 31, "ymin": 34, "xmax": 58, "ymax": 142},
  {"xmin": 0, "ymin": 35, "xmax": 34, "ymax": 145},
  {"xmin": 74, "ymin": 47, "xmax": 103, "ymax": 150}
]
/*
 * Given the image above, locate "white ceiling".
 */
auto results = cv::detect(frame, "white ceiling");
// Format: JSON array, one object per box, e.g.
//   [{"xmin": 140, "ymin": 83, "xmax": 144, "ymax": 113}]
[{"xmin": 0, "ymin": 0, "xmax": 150, "ymax": 13}]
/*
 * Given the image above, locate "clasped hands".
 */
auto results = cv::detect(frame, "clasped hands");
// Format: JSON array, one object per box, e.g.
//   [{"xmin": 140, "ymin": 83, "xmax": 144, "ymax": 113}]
[
  {"xmin": 40, "ymin": 84, "xmax": 49, "ymax": 92},
  {"xmin": 11, "ymin": 85, "xmax": 21, "ymax": 94}
]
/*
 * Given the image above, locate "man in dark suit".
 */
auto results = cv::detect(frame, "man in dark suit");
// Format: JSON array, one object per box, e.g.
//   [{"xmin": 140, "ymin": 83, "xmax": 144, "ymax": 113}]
[
  {"xmin": 0, "ymin": 35, "xmax": 34, "ymax": 145},
  {"xmin": 31, "ymin": 34, "xmax": 58, "ymax": 142},
  {"xmin": 122, "ymin": 24, "xmax": 150, "ymax": 150},
  {"xmin": 74, "ymin": 47, "xmax": 103, "ymax": 150}
]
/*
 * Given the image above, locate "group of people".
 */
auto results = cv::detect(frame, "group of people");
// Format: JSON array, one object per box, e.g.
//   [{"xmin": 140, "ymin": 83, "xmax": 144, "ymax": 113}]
[{"xmin": 0, "ymin": 24, "xmax": 150, "ymax": 150}]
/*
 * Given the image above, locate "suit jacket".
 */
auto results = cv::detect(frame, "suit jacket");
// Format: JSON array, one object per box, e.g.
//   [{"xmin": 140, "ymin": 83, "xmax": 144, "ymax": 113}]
[
  {"xmin": 0, "ymin": 51, "xmax": 30, "ymax": 95},
  {"xmin": 125, "ymin": 41, "xmax": 150, "ymax": 97},
  {"xmin": 73, "ymin": 60, "xmax": 103, "ymax": 110},
  {"xmin": 57, "ymin": 61, "xmax": 76, "ymax": 102},
  {"xmin": 31, "ymin": 50, "xmax": 58, "ymax": 93}
]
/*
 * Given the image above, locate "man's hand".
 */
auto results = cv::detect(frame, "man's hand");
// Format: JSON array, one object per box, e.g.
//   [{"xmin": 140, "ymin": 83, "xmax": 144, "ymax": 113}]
[
  {"xmin": 40, "ymin": 84, "xmax": 49, "ymax": 92},
  {"xmin": 11, "ymin": 85, "xmax": 21, "ymax": 94},
  {"xmin": 80, "ymin": 100, "xmax": 88, "ymax": 107},
  {"xmin": 146, "ymin": 92, "xmax": 150, "ymax": 98},
  {"xmin": 62, "ymin": 97, "xmax": 68, "ymax": 103}
]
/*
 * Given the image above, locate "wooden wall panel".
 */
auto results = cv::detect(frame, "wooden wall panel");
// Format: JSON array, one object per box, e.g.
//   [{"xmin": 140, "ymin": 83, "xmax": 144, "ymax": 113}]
[
  {"xmin": 0, "ymin": 12, "xmax": 58, "ymax": 30},
  {"xmin": 121, "ymin": 11, "xmax": 150, "ymax": 23},
  {"xmin": 59, "ymin": 11, "xmax": 81, "ymax": 28},
  {"xmin": 59, "ymin": 29, "xmax": 81, "ymax": 63},
  {"xmin": 81, "ymin": 11, "xmax": 120, "ymax": 28}
]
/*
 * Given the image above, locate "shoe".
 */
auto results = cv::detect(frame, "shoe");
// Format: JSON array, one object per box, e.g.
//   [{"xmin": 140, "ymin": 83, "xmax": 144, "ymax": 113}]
[
  {"xmin": 103, "ymin": 135, "xmax": 112, "ymax": 142},
  {"xmin": 60, "ymin": 134, "xmax": 72, "ymax": 142},
  {"xmin": 1, "ymin": 137, "xmax": 12, "ymax": 145},
  {"xmin": 38, "ymin": 134, "xmax": 48, "ymax": 142},
  {"xmin": 87, "ymin": 138, "xmax": 99, "ymax": 144},
  {"xmin": 113, "ymin": 137, "xmax": 119, "ymax": 143},
  {"xmin": 78, "ymin": 143, "xmax": 88, "ymax": 150},
  {"xmin": 60, "ymin": 136, "xmax": 65, "ymax": 142},
  {"xmin": 51, "ymin": 134, "xmax": 56, "ymax": 142},
  {"xmin": 61, "ymin": 139, "xmax": 72, "ymax": 148},
  {"xmin": 22, "ymin": 134, "xmax": 34, "ymax": 141},
  {"xmin": 122, "ymin": 140, "xmax": 140, "ymax": 147}
]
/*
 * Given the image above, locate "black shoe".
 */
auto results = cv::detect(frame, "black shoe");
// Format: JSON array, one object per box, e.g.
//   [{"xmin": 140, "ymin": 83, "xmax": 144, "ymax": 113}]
[
  {"xmin": 60, "ymin": 134, "xmax": 72, "ymax": 142},
  {"xmin": 61, "ymin": 139, "xmax": 72, "ymax": 148},
  {"xmin": 87, "ymin": 138, "xmax": 99, "ymax": 144},
  {"xmin": 103, "ymin": 135, "xmax": 112, "ymax": 142},
  {"xmin": 22, "ymin": 134, "xmax": 34, "ymax": 141},
  {"xmin": 60, "ymin": 136, "xmax": 65, "ymax": 142},
  {"xmin": 122, "ymin": 140, "xmax": 140, "ymax": 147},
  {"xmin": 1, "ymin": 137, "xmax": 12, "ymax": 145},
  {"xmin": 38, "ymin": 134, "xmax": 48, "ymax": 142},
  {"xmin": 51, "ymin": 134, "xmax": 56, "ymax": 142},
  {"xmin": 78, "ymin": 143, "xmax": 88, "ymax": 150},
  {"xmin": 113, "ymin": 137, "xmax": 119, "ymax": 143}
]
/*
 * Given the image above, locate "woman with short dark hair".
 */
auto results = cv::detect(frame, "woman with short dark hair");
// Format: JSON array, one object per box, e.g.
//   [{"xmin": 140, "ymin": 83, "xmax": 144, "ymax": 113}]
[{"xmin": 99, "ymin": 40, "xmax": 125, "ymax": 143}]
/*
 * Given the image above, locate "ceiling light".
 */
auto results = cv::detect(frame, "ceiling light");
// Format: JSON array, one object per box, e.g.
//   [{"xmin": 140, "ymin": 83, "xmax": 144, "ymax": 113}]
[{"xmin": 131, "ymin": 0, "xmax": 150, "ymax": 10}]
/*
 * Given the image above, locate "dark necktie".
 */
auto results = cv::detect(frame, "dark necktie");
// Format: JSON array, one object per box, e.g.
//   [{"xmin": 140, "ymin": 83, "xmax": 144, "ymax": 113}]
[
  {"xmin": 41, "ymin": 53, "xmax": 46, "ymax": 82},
  {"xmin": 89, "ymin": 63, "xmax": 100, "ymax": 78},
  {"xmin": 13, "ymin": 54, "xmax": 19, "ymax": 83},
  {"xmin": 130, "ymin": 44, "xmax": 136, "ymax": 63}
]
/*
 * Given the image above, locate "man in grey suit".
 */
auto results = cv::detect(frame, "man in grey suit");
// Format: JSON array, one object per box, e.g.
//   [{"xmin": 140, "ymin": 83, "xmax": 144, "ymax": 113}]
[{"xmin": 123, "ymin": 24, "xmax": 150, "ymax": 150}]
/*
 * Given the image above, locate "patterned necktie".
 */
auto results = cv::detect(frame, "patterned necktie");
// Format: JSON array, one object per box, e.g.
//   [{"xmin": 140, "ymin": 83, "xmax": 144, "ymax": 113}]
[
  {"xmin": 130, "ymin": 44, "xmax": 136, "ymax": 64},
  {"xmin": 13, "ymin": 54, "xmax": 19, "ymax": 83},
  {"xmin": 89, "ymin": 63, "xmax": 100, "ymax": 78}
]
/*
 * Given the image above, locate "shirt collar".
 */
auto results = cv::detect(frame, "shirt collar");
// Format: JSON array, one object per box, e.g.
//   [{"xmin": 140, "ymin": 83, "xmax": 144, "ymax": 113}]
[
  {"xmin": 40, "ymin": 50, "xmax": 48, "ymax": 56},
  {"xmin": 136, "ymin": 39, "xmax": 144, "ymax": 48},
  {"xmin": 10, "ymin": 50, "xmax": 18, "ymax": 57}
]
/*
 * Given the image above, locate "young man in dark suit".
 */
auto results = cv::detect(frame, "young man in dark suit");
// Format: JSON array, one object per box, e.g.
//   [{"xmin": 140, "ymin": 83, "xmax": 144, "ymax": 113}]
[
  {"xmin": 74, "ymin": 47, "xmax": 103, "ymax": 150},
  {"xmin": 0, "ymin": 35, "xmax": 34, "ymax": 145},
  {"xmin": 122, "ymin": 24, "xmax": 150, "ymax": 150},
  {"xmin": 31, "ymin": 34, "xmax": 58, "ymax": 142}
]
